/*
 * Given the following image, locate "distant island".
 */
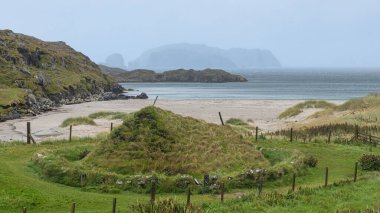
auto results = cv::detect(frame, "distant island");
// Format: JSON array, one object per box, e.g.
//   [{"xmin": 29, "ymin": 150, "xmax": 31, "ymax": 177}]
[
  {"xmin": 99, "ymin": 65, "xmax": 248, "ymax": 83},
  {"xmin": 128, "ymin": 43, "xmax": 281, "ymax": 70}
]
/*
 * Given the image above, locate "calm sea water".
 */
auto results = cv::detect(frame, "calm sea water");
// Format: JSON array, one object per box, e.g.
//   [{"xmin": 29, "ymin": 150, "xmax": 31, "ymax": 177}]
[{"xmin": 120, "ymin": 69, "xmax": 380, "ymax": 100}]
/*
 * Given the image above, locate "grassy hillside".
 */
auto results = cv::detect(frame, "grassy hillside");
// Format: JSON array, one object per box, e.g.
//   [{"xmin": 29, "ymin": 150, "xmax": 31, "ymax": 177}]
[
  {"xmin": 0, "ymin": 30, "xmax": 121, "ymax": 120},
  {"xmin": 0, "ymin": 137, "xmax": 379, "ymax": 212}
]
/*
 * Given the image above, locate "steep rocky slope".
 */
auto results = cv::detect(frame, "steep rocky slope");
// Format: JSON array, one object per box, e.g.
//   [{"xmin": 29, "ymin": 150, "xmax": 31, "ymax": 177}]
[{"xmin": 0, "ymin": 30, "xmax": 123, "ymax": 121}]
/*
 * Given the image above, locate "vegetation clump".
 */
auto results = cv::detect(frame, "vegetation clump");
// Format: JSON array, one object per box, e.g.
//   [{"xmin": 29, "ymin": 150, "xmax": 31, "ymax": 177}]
[
  {"xmin": 60, "ymin": 117, "xmax": 96, "ymax": 127},
  {"xmin": 359, "ymin": 154, "xmax": 380, "ymax": 171},
  {"xmin": 88, "ymin": 111, "xmax": 130, "ymax": 120}
]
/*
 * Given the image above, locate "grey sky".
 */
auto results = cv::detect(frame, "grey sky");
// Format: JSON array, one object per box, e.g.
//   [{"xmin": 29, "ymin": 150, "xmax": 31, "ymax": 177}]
[{"xmin": 1, "ymin": 0, "xmax": 379, "ymax": 68}]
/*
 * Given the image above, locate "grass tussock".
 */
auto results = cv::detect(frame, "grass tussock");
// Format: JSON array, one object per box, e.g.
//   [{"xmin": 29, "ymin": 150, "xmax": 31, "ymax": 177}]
[
  {"xmin": 60, "ymin": 117, "xmax": 96, "ymax": 127},
  {"xmin": 88, "ymin": 111, "xmax": 130, "ymax": 120},
  {"xmin": 279, "ymin": 100, "xmax": 336, "ymax": 119}
]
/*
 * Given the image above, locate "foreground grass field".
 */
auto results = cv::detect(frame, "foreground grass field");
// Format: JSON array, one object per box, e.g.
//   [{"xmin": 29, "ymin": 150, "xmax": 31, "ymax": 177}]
[{"xmin": 0, "ymin": 136, "xmax": 379, "ymax": 212}]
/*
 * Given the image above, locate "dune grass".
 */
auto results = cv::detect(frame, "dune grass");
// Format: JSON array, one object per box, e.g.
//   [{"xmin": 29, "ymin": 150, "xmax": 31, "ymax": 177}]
[
  {"xmin": 88, "ymin": 111, "xmax": 130, "ymax": 120},
  {"xmin": 279, "ymin": 100, "xmax": 336, "ymax": 119},
  {"xmin": 226, "ymin": 118, "xmax": 249, "ymax": 126},
  {"xmin": 60, "ymin": 117, "xmax": 96, "ymax": 127}
]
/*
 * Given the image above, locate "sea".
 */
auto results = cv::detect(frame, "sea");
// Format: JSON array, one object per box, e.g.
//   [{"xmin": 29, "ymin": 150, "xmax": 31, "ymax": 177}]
[{"xmin": 120, "ymin": 68, "xmax": 380, "ymax": 100}]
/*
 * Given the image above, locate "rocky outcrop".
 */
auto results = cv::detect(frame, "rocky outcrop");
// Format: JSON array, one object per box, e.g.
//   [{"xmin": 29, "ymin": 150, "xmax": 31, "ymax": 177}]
[
  {"xmin": 99, "ymin": 65, "xmax": 247, "ymax": 83},
  {"xmin": 0, "ymin": 30, "xmax": 147, "ymax": 122}
]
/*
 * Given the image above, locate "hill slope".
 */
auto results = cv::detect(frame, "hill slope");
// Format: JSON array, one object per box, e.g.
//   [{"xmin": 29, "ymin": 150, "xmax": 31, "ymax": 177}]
[
  {"xmin": 128, "ymin": 43, "xmax": 281, "ymax": 70},
  {"xmin": 99, "ymin": 65, "xmax": 247, "ymax": 83},
  {"xmin": 0, "ymin": 30, "xmax": 123, "ymax": 121}
]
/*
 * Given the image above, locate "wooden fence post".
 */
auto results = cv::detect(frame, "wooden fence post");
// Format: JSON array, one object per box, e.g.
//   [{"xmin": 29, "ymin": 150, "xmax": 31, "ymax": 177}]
[
  {"xmin": 292, "ymin": 174, "xmax": 296, "ymax": 192},
  {"xmin": 69, "ymin": 125, "xmax": 72, "ymax": 141},
  {"xmin": 110, "ymin": 122, "xmax": 113, "ymax": 132},
  {"xmin": 23, "ymin": 207, "xmax": 26, "ymax": 213},
  {"xmin": 71, "ymin": 202, "xmax": 76, "ymax": 213},
  {"xmin": 255, "ymin": 126, "xmax": 258, "ymax": 142},
  {"xmin": 186, "ymin": 187, "xmax": 191, "ymax": 207},
  {"xmin": 220, "ymin": 182, "xmax": 224, "ymax": 202},
  {"xmin": 153, "ymin": 96, "xmax": 158, "ymax": 106},
  {"xmin": 355, "ymin": 126, "xmax": 359, "ymax": 140},
  {"xmin": 257, "ymin": 176, "xmax": 263, "ymax": 196},
  {"xmin": 290, "ymin": 128, "xmax": 293, "ymax": 142},
  {"xmin": 150, "ymin": 181, "xmax": 156, "ymax": 207},
  {"xmin": 354, "ymin": 162, "xmax": 358, "ymax": 182},
  {"xmin": 218, "ymin": 112, "xmax": 224, "ymax": 125},
  {"xmin": 112, "ymin": 197, "xmax": 116, "ymax": 213},
  {"xmin": 325, "ymin": 167, "xmax": 329, "ymax": 187},
  {"xmin": 27, "ymin": 122, "xmax": 31, "ymax": 144},
  {"xmin": 328, "ymin": 130, "xmax": 331, "ymax": 144}
]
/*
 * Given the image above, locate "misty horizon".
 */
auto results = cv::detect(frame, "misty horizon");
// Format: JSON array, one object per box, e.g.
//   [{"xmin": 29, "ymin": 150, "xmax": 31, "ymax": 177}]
[{"xmin": 1, "ymin": 0, "xmax": 380, "ymax": 68}]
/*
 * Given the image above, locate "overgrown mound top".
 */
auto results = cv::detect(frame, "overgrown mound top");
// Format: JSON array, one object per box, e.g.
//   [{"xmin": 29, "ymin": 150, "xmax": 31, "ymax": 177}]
[{"xmin": 86, "ymin": 106, "xmax": 267, "ymax": 175}]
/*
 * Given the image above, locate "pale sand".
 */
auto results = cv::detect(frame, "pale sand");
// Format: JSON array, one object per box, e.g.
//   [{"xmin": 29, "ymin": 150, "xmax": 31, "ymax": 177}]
[{"xmin": 0, "ymin": 99, "xmax": 343, "ymax": 142}]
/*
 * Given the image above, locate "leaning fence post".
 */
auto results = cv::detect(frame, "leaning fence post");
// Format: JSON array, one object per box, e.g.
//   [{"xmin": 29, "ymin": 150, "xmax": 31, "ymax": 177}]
[
  {"xmin": 292, "ymin": 174, "xmax": 296, "ymax": 192},
  {"xmin": 112, "ymin": 197, "xmax": 116, "ymax": 213},
  {"xmin": 290, "ymin": 128, "xmax": 293, "ymax": 142},
  {"xmin": 354, "ymin": 162, "xmax": 358, "ymax": 182},
  {"xmin": 186, "ymin": 187, "xmax": 191, "ymax": 207},
  {"xmin": 255, "ymin": 126, "xmax": 259, "ymax": 142},
  {"xmin": 110, "ymin": 122, "xmax": 113, "ymax": 132},
  {"xmin": 325, "ymin": 167, "xmax": 329, "ymax": 187},
  {"xmin": 69, "ymin": 125, "xmax": 72, "ymax": 141},
  {"xmin": 71, "ymin": 202, "xmax": 76, "ymax": 213},
  {"xmin": 23, "ymin": 207, "xmax": 26, "ymax": 213},
  {"xmin": 220, "ymin": 182, "xmax": 224, "ymax": 202},
  {"xmin": 153, "ymin": 96, "xmax": 158, "ymax": 106},
  {"xmin": 218, "ymin": 112, "xmax": 224, "ymax": 125},
  {"xmin": 27, "ymin": 122, "xmax": 31, "ymax": 144}
]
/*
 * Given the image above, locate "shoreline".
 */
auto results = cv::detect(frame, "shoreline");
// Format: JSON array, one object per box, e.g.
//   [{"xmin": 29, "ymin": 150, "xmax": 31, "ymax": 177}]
[{"xmin": 0, "ymin": 99, "xmax": 344, "ymax": 143}]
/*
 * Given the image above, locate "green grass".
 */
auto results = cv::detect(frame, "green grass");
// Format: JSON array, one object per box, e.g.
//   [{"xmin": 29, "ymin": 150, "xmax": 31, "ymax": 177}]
[
  {"xmin": 88, "ymin": 111, "xmax": 130, "ymax": 120},
  {"xmin": 279, "ymin": 100, "xmax": 336, "ymax": 119},
  {"xmin": 0, "ymin": 135, "xmax": 379, "ymax": 212},
  {"xmin": 60, "ymin": 117, "xmax": 96, "ymax": 127},
  {"xmin": 0, "ymin": 87, "xmax": 26, "ymax": 106}
]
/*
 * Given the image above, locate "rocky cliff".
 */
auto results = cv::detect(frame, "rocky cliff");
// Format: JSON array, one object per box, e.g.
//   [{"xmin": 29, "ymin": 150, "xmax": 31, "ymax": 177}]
[
  {"xmin": 0, "ymin": 30, "xmax": 124, "ymax": 121},
  {"xmin": 99, "ymin": 65, "xmax": 247, "ymax": 83}
]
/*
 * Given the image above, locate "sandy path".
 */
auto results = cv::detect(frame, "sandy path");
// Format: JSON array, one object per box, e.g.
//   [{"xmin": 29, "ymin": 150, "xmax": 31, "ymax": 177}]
[{"xmin": 0, "ymin": 99, "xmax": 343, "ymax": 142}]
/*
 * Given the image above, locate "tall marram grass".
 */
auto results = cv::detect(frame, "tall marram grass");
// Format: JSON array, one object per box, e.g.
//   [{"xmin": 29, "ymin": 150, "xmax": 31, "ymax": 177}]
[{"xmin": 60, "ymin": 117, "xmax": 96, "ymax": 127}]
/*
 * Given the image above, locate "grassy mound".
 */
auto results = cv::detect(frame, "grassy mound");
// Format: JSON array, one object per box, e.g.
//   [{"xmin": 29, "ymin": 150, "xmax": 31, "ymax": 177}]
[
  {"xmin": 60, "ymin": 117, "xmax": 96, "ymax": 127},
  {"xmin": 226, "ymin": 118, "xmax": 249, "ymax": 126},
  {"xmin": 86, "ymin": 106, "xmax": 267, "ymax": 176},
  {"xmin": 279, "ymin": 100, "xmax": 336, "ymax": 119}
]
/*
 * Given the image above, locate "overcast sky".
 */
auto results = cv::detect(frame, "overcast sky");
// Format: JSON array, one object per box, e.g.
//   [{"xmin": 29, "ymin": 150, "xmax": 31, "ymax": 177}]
[{"xmin": 1, "ymin": 0, "xmax": 379, "ymax": 68}]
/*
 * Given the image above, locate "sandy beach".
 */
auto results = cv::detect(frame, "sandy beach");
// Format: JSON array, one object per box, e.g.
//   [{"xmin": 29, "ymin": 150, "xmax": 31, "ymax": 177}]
[{"xmin": 0, "ymin": 99, "xmax": 343, "ymax": 142}]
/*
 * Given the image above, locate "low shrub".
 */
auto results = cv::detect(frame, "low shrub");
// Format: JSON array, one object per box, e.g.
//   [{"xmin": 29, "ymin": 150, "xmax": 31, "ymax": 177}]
[
  {"xmin": 60, "ymin": 117, "xmax": 96, "ymax": 127},
  {"xmin": 303, "ymin": 156, "xmax": 318, "ymax": 168},
  {"xmin": 359, "ymin": 154, "xmax": 380, "ymax": 171}
]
